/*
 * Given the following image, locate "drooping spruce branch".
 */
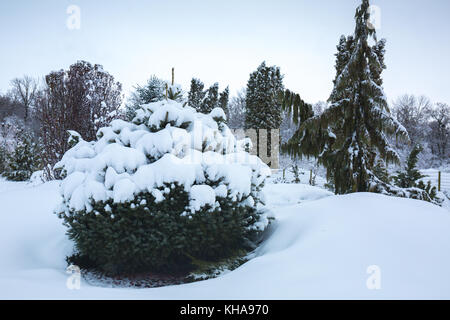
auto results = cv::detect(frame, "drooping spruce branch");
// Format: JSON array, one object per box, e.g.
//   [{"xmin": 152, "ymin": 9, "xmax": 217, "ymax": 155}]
[
  {"xmin": 281, "ymin": 0, "xmax": 410, "ymax": 194},
  {"xmin": 279, "ymin": 89, "xmax": 313, "ymax": 126}
]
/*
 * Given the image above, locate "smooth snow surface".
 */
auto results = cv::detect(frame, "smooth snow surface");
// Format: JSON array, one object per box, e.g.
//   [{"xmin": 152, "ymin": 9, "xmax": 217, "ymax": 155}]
[{"xmin": 1, "ymin": 179, "xmax": 450, "ymax": 299}]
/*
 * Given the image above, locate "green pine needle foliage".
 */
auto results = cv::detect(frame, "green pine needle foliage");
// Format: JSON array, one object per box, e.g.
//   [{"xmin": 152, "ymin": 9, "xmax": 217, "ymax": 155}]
[
  {"xmin": 393, "ymin": 145, "xmax": 425, "ymax": 188},
  {"xmin": 4, "ymin": 130, "xmax": 41, "ymax": 181},
  {"xmin": 126, "ymin": 76, "xmax": 166, "ymax": 120},
  {"xmin": 188, "ymin": 79, "xmax": 230, "ymax": 116},
  {"xmin": 0, "ymin": 144, "xmax": 7, "ymax": 175},
  {"xmin": 373, "ymin": 159, "xmax": 391, "ymax": 184},
  {"xmin": 60, "ymin": 182, "xmax": 262, "ymax": 276},
  {"xmin": 245, "ymin": 62, "xmax": 284, "ymax": 130},
  {"xmin": 393, "ymin": 145, "xmax": 439, "ymax": 203}
]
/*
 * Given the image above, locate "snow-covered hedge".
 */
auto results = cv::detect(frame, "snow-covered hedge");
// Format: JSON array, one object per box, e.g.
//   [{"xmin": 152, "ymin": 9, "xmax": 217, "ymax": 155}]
[{"xmin": 55, "ymin": 100, "xmax": 271, "ymax": 275}]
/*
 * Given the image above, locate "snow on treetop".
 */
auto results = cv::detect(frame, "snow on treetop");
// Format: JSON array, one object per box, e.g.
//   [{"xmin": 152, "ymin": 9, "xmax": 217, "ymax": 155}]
[
  {"xmin": 55, "ymin": 99, "xmax": 271, "ymax": 214},
  {"xmin": 209, "ymin": 107, "xmax": 227, "ymax": 122}
]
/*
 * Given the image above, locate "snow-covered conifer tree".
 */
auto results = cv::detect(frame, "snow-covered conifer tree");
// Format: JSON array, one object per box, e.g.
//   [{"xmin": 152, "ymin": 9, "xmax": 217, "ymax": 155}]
[
  {"xmin": 0, "ymin": 144, "xmax": 6, "ymax": 175},
  {"xmin": 245, "ymin": 62, "xmax": 284, "ymax": 130},
  {"xmin": 126, "ymin": 75, "xmax": 166, "ymax": 120},
  {"xmin": 218, "ymin": 86, "xmax": 230, "ymax": 117},
  {"xmin": 4, "ymin": 130, "xmax": 41, "ymax": 181},
  {"xmin": 55, "ymin": 97, "xmax": 271, "ymax": 275},
  {"xmin": 201, "ymin": 83, "xmax": 219, "ymax": 114},
  {"xmin": 393, "ymin": 145, "xmax": 425, "ymax": 188},
  {"xmin": 189, "ymin": 80, "xmax": 229, "ymax": 116},
  {"xmin": 284, "ymin": 0, "xmax": 409, "ymax": 194},
  {"xmin": 188, "ymin": 78, "xmax": 206, "ymax": 111}
]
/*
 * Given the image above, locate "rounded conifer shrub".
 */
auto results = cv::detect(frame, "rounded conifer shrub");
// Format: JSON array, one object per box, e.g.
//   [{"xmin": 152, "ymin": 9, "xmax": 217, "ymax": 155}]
[{"xmin": 55, "ymin": 100, "xmax": 271, "ymax": 275}]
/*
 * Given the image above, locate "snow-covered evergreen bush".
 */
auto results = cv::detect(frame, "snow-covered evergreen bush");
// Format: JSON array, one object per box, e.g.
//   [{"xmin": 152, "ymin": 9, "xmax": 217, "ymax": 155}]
[
  {"xmin": 55, "ymin": 100, "xmax": 271, "ymax": 275},
  {"xmin": 4, "ymin": 130, "xmax": 41, "ymax": 181}
]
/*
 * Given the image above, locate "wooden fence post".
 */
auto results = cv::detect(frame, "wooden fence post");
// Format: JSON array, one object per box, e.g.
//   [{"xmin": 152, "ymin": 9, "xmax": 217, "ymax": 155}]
[
  {"xmin": 172, "ymin": 67, "xmax": 175, "ymax": 86},
  {"xmin": 438, "ymin": 171, "xmax": 441, "ymax": 192}
]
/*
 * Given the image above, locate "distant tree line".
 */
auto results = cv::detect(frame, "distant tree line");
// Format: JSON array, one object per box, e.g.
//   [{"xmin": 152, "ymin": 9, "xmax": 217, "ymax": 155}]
[
  {"xmin": 391, "ymin": 95, "xmax": 450, "ymax": 167},
  {"xmin": 1, "ymin": 55, "xmax": 449, "ymax": 185},
  {"xmin": 0, "ymin": 60, "xmax": 123, "ymax": 181}
]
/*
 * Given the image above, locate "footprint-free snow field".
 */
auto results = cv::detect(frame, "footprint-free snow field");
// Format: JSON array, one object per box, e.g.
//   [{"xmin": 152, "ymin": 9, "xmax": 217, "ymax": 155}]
[{"xmin": 1, "ymin": 179, "xmax": 450, "ymax": 299}]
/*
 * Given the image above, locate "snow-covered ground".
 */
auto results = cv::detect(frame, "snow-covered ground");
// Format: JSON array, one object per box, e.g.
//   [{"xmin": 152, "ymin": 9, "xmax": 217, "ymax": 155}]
[
  {"xmin": 1, "ymin": 178, "xmax": 450, "ymax": 299},
  {"xmin": 268, "ymin": 167, "xmax": 328, "ymax": 188}
]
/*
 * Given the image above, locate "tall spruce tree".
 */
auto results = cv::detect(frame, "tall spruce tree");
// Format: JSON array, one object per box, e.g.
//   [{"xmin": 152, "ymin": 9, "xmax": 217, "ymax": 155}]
[
  {"xmin": 218, "ymin": 86, "xmax": 230, "ymax": 116},
  {"xmin": 245, "ymin": 62, "xmax": 284, "ymax": 130},
  {"xmin": 188, "ymin": 78, "xmax": 206, "ymax": 111},
  {"xmin": 202, "ymin": 83, "xmax": 219, "ymax": 114},
  {"xmin": 188, "ymin": 79, "xmax": 229, "ymax": 116},
  {"xmin": 283, "ymin": 0, "xmax": 409, "ymax": 194}
]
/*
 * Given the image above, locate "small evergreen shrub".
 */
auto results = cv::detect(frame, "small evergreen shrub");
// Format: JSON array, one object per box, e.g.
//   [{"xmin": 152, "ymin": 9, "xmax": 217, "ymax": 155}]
[
  {"xmin": 373, "ymin": 145, "xmax": 442, "ymax": 205},
  {"xmin": 393, "ymin": 145, "xmax": 425, "ymax": 188},
  {"xmin": 56, "ymin": 100, "xmax": 271, "ymax": 275},
  {"xmin": 416, "ymin": 180, "xmax": 438, "ymax": 202},
  {"xmin": 4, "ymin": 130, "xmax": 41, "ymax": 181},
  {"xmin": 0, "ymin": 144, "xmax": 7, "ymax": 175},
  {"xmin": 290, "ymin": 164, "xmax": 302, "ymax": 184}
]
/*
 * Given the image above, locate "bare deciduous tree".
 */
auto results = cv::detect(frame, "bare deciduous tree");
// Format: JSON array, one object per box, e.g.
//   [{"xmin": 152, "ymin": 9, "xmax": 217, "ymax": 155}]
[
  {"xmin": 0, "ymin": 94, "xmax": 25, "ymax": 121},
  {"xmin": 428, "ymin": 102, "xmax": 450, "ymax": 157},
  {"xmin": 10, "ymin": 76, "xmax": 38, "ymax": 122},
  {"xmin": 36, "ymin": 61, "xmax": 123, "ymax": 179},
  {"xmin": 227, "ymin": 89, "xmax": 246, "ymax": 129},
  {"xmin": 392, "ymin": 94, "xmax": 432, "ymax": 145}
]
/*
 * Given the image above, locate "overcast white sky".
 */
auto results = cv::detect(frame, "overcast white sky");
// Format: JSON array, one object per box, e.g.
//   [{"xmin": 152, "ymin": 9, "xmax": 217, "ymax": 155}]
[{"xmin": 0, "ymin": 0, "xmax": 449, "ymax": 105}]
